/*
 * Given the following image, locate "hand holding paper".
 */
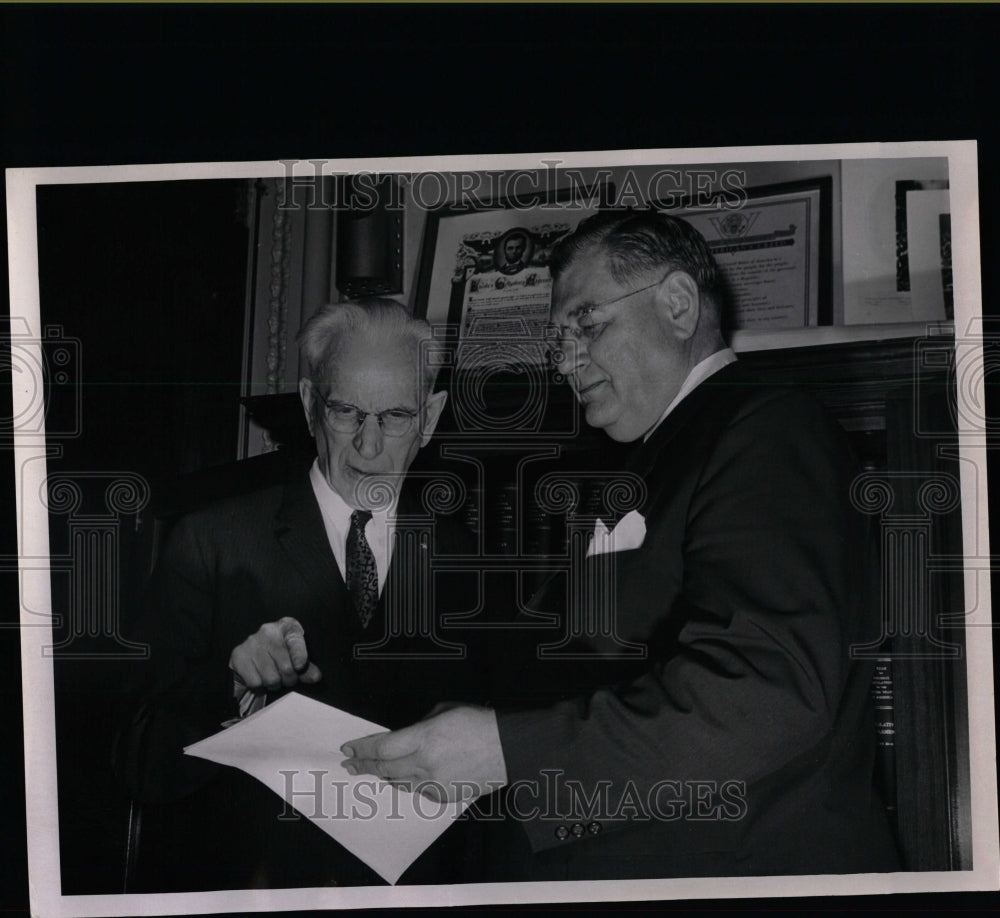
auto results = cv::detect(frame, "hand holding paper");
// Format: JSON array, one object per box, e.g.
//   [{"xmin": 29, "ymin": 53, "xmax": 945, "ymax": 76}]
[
  {"xmin": 341, "ymin": 705, "xmax": 508, "ymax": 802},
  {"xmin": 185, "ymin": 693, "xmax": 468, "ymax": 885}
]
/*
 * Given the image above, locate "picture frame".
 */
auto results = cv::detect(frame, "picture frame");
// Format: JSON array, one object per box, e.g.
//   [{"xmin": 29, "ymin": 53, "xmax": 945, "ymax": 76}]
[
  {"xmin": 660, "ymin": 176, "xmax": 833, "ymax": 333},
  {"xmin": 414, "ymin": 180, "xmax": 614, "ymax": 367}
]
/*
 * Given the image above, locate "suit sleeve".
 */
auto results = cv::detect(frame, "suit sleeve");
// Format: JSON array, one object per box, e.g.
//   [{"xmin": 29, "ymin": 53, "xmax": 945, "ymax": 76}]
[
  {"xmin": 114, "ymin": 514, "xmax": 237, "ymax": 803},
  {"xmin": 495, "ymin": 391, "xmax": 867, "ymax": 852}
]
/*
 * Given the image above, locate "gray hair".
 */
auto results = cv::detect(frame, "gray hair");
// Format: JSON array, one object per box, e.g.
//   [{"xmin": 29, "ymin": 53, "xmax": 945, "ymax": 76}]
[{"xmin": 296, "ymin": 298, "xmax": 440, "ymax": 395}]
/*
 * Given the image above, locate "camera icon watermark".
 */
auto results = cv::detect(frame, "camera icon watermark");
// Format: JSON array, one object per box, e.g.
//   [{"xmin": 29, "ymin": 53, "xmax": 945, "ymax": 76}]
[
  {"xmin": 913, "ymin": 322, "xmax": 1000, "ymax": 443},
  {"xmin": 420, "ymin": 323, "xmax": 579, "ymax": 441},
  {"xmin": 2, "ymin": 319, "xmax": 82, "ymax": 445}
]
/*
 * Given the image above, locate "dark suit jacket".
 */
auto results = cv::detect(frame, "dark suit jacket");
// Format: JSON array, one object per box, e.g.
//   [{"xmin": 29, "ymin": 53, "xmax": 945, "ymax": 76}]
[
  {"xmin": 117, "ymin": 460, "xmax": 484, "ymax": 890},
  {"xmin": 489, "ymin": 361, "xmax": 901, "ymax": 880}
]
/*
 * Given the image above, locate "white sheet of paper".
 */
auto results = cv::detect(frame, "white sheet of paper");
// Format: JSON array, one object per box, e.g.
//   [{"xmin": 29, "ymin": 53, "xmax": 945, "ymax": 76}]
[
  {"xmin": 906, "ymin": 188, "xmax": 951, "ymax": 322},
  {"xmin": 183, "ymin": 692, "xmax": 468, "ymax": 885}
]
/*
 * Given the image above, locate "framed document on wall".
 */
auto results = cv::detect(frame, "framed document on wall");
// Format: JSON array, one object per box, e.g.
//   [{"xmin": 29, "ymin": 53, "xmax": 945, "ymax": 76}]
[
  {"xmin": 414, "ymin": 182, "xmax": 613, "ymax": 366},
  {"xmin": 661, "ymin": 177, "xmax": 833, "ymax": 332}
]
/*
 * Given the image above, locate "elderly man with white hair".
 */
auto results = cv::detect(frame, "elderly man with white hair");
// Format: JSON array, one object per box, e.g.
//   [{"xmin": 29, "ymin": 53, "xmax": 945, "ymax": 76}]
[{"xmin": 118, "ymin": 299, "xmax": 482, "ymax": 889}]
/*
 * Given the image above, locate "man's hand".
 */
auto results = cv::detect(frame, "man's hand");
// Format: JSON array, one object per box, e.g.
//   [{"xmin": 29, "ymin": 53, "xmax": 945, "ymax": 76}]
[
  {"xmin": 340, "ymin": 705, "xmax": 508, "ymax": 802},
  {"xmin": 228, "ymin": 616, "xmax": 323, "ymax": 691}
]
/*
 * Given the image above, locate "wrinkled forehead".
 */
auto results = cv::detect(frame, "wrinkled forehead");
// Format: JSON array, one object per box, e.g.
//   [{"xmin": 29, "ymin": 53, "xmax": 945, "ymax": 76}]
[{"xmin": 320, "ymin": 332, "xmax": 422, "ymax": 400}]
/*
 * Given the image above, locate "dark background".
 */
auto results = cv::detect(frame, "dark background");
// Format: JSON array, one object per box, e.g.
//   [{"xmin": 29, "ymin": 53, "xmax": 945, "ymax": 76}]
[
  {"xmin": 33, "ymin": 178, "xmax": 252, "ymax": 895},
  {"xmin": 3, "ymin": 2, "xmax": 999, "ymax": 916}
]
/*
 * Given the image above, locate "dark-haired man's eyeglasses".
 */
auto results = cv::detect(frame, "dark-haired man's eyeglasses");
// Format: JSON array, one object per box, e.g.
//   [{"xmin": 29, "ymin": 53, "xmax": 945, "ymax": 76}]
[{"xmin": 542, "ymin": 267, "xmax": 674, "ymax": 349}]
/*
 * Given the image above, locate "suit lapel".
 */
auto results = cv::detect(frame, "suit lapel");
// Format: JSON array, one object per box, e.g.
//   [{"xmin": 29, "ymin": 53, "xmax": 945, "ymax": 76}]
[
  {"xmin": 274, "ymin": 472, "xmax": 425, "ymax": 642},
  {"xmin": 526, "ymin": 365, "xmax": 745, "ymax": 612},
  {"xmin": 625, "ymin": 360, "xmax": 748, "ymax": 511},
  {"xmin": 270, "ymin": 470, "xmax": 400, "ymax": 721},
  {"xmin": 273, "ymin": 470, "xmax": 348, "ymax": 613}
]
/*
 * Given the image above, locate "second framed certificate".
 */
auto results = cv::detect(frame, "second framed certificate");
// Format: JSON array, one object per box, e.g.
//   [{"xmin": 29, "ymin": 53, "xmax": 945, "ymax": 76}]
[{"xmin": 663, "ymin": 177, "xmax": 832, "ymax": 331}]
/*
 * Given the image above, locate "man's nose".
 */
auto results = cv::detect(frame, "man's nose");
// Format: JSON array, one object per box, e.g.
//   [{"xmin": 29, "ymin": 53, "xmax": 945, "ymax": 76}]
[{"xmin": 353, "ymin": 414, "xmax": 384, "ymax": 458}]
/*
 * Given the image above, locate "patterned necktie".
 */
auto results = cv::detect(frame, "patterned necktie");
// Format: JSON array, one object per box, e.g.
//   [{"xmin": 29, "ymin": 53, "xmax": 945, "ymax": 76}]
[{"xmin": 346, "ymin": 509, "xmax": 378, "ymax": 628}]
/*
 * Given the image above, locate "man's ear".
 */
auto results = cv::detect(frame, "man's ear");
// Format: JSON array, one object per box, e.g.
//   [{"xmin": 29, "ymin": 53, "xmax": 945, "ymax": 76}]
[
  {"xmin": 419, "ymin": 389, "xmax": 448, "ymax": 446},
  {"xmin": 656, "ymin": 270, "xmax": 701, "ymax": 340},
  {"xmin": 298, "ymin": 378, "xmax": 317, "ymax": 438}
]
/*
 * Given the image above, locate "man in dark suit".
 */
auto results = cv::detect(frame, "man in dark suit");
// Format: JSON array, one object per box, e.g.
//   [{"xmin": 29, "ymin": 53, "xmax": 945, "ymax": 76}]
[
  {"xmin": 341, "ymin": 212, "xmax": 901, "ymax": 879},
  {"xmin": 117, "ymin": 299, "xmax": 483, "ymax": 889}
]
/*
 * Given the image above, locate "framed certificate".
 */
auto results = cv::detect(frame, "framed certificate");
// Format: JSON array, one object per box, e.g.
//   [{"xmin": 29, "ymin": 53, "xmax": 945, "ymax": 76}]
[
  {"xmin": 414, "ymin": 182, "xmax": 613, "ymax": 366},
  {"xmin": 661, "ymin": 177, "xmax": 832, "ymax": 332}
]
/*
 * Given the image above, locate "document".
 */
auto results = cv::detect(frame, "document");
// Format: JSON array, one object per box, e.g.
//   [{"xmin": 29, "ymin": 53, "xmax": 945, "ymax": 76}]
[
  {"xmin": 841, "ymin": 157, "xmax": 949, "ymax": 324},
  {"xmin": 678, "ymin": 188, "xmax": 821, "ymax": 330},
  {"xmin": 184, "ymin": 692, "xmax": 468, "ymax": 885}
]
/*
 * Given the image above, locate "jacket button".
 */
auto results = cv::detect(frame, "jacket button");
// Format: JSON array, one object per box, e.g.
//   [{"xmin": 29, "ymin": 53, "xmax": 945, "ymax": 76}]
[
  {"xmin": 555, "ymin": 825, "xmax": 569, "ymax": 840},
  {"xmin": 571, "ymin": 823, "xmax": 585, "ymax": 837},
  {"xmin": 587, "ymin": 821, "xmax": 602, "ymax": 835}
]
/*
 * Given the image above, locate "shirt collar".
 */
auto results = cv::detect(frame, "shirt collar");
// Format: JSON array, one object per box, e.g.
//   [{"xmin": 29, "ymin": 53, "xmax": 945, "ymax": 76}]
[
  {"xmin": 643, "ymin": 347, "xmax": 737, "ymax": 442},
  {"xmin": 308, "ymin": 460, "xmax": 394, "ymax": 535}
]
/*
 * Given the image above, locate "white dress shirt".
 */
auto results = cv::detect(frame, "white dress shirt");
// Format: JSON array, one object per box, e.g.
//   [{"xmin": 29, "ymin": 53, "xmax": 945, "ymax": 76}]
[
  {"xmin": 644, "ymin": 347, "xmax": 737, "ymax": 441},
  {"xmin": 309, "ymin": 459, "xmax": 394, "ymax": 594}
]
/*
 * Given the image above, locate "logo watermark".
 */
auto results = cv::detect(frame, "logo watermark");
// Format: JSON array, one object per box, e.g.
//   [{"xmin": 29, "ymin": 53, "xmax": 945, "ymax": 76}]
[
  {"xmin": 276, "ymin": 768, "xmax": 748, "ymax": 824},
  {"xmin": 276, "ymin": 159, "xmax": 748, "ymax": 213}
]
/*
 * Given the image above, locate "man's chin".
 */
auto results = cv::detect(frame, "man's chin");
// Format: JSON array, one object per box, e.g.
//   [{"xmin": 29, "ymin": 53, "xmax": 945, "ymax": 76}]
[
  {"xmin": 602, "ymin": 425, "xmax": 642, "ymax": 443},
  {"xmin": 585, "ymin": 408, "xmax": 644, "ymax": 444},
  {"xmin": 349, "ymin": 473, "xmax": 399, "ymax": 511},
  {"xmin": 584, "ymin": 402, "xmax": 619, "ymax": 434}
]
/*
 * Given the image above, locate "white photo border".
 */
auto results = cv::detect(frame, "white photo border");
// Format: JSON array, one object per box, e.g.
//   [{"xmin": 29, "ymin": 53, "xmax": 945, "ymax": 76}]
[{"xmin": 8, "ymin": 140, "xmax": 997, "ymax": 917}]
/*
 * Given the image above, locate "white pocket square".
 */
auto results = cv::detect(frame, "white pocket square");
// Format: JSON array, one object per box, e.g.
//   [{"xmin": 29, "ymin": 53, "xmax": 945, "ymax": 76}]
[{"xmin": 587, "ymin": 509, "xmax": 647, "ymax": 558}]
